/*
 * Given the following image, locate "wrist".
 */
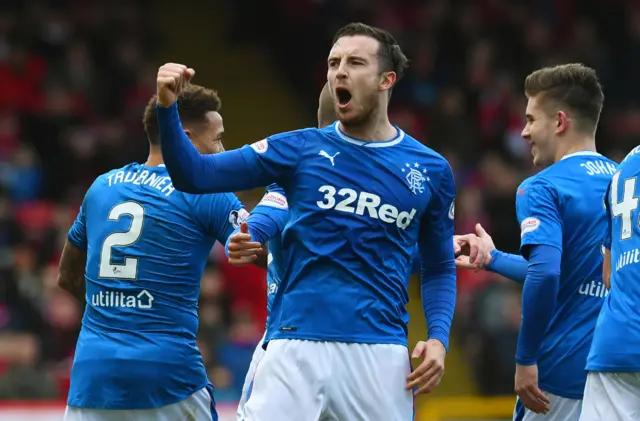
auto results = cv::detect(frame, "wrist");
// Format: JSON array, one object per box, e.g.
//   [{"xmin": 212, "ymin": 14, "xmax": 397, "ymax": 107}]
[
  {"xmin": 156, "ymin": 96, "xmax": 177, "ymax": 108},
  {"xmin": 426, "ymin": 337, "xmax": 448, "ymax": 353},
  {"xmin": 486, "ymin": 249, "xmax": 499, "ymax": 269}
]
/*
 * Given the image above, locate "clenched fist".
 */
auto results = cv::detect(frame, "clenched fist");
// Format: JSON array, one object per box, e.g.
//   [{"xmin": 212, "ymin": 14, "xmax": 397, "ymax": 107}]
[{"xmin": 156, "ymin": 63, "xmax": 195, "ymax": 107}]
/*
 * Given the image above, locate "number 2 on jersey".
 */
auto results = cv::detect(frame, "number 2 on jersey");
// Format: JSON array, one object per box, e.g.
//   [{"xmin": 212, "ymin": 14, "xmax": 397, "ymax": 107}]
[
  {"xmin": 99, "ymin": 201, "xmax": 144, "ymax": 279},
  {"xmin": 611, "ymin": 172, "xmax": 639, "ymax": 240}
]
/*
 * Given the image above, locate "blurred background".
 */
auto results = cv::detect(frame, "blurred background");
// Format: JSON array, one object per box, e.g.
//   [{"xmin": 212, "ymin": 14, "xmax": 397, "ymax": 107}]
[{"xmin": 0, "ymin": 0, "xmax": 635, "ymax": 419}]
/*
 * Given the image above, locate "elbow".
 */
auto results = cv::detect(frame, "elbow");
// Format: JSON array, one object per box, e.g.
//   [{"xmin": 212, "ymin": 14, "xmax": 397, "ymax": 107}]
[
  {"xmin": 169, "ymin": 172, "xmax": 207, "ymax": 194},
  {"xmin": 57, "ymin": 274, "xmax": 71, "ymax": 293},
  {"xmin": 172, "ymin": 178, "xmax": 202, "ymax": 194}
]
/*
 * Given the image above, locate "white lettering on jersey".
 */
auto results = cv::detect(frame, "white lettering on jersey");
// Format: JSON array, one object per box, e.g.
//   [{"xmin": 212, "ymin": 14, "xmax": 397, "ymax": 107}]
[
  {"xmin": 107, "ymin": 170, "xmax": 175, "ymax": 196},
  {"xmin": 520, "ymin": 217, "xmax": 540, "ymax": 237},
  {"xmin": 316, "ymin": 185, "xmax": 417, "ymax": 229},
  {"xmin": 580, "ymin": 160, "xmax": 617, "ymax": 176},
  {"xmin": 615, "ymin": 248, "xmax": 640, "ymax": 272},
  {"xmin": 250, "ymin": 139, "xmax": 268, "ymax": 154},
  {"xmin": 259, "ymin": 192, "xmax": 288, "ymax": 209},
  {"xmin": 90, "ymin": 290, "xmax": 154, "ymax": 309},
  {"xmin": 268, "ymin": 283, "xmax": 277, "ymax": 295},
  {"xmin": 448, "ymin": 200, "xmax": 455, "ymax": 220},
  {"xmin": 229, "ymin": 208, "xmax": 250, "ymax": 228},
  {"xmin": 578, "ymin": 280, "xmax": 609, "ymax": 299}
]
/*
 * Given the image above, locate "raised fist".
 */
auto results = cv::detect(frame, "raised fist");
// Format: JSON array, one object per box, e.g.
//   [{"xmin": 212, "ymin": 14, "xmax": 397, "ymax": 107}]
[{"xmin": 156, "ymin": 63, "xmax": 195, "ymax": 107}]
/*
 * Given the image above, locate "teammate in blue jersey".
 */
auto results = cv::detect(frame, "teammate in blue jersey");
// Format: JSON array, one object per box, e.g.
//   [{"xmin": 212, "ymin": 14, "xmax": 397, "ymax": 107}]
[
  {"xmin": 156, "ymin": 22, "xmax": 457, "ymax": 421},
  {"xmin": 231, "ymin": 83, "xmax": 336, "ymax": 421},
  {"xmin": 579, "ymin": 146, "xmax": 640, "ymax": 421},
  {"xmin": 455, "ymin": 64, "xmax": 615, "ymax": 421},
  {"xmin": 57, "ymin": 85, "xmax": 248, "ymax": 421}
]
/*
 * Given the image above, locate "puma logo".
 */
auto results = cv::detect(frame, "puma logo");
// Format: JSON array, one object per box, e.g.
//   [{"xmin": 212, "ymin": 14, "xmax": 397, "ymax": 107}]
[{"xmin": 319, "ymin": 150, "xmax": 340, "ymax": 166}]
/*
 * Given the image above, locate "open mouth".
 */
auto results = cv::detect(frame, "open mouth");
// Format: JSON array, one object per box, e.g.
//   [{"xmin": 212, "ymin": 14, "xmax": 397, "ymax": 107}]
[{"xmin": 335, "ymin": 88, "xmax": 352, "ymax": 108}]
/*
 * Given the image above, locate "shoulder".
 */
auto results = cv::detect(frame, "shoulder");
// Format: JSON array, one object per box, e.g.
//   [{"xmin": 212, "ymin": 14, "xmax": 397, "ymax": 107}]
[
  {"xmin": 516, "ymin": 174, "xmax": 558, "ymax": 204},
  {"xmin": 619, "ymin": 146, "xmax": 640, "ymax": 176},
  {"xmin": 266, "ymin": 127, "xmax": 320, "ymax": 143},
  {"xmin": 88, "ymin": 163, "xmax": 139, "ymax": 193},
  {"xmin": 403, "ymin": 134, "xmax": 450, "ymax": 167}
]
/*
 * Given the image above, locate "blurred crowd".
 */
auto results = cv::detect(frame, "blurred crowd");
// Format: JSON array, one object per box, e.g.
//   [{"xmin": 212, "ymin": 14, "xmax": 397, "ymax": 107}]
[
  {"xmin": 1, "ymin": 0, "xmax": 639, "ymax": 403},
  {"xmin": 226, "ymin": 0, "xmax": 640, "ymax": 394}
]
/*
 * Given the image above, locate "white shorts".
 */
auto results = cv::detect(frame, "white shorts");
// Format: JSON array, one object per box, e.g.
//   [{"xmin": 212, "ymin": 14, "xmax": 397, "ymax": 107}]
[
  {"xmin": 244, "ymin": 339, "xmax": 413, "ymax": 421},
  {"xmin": 513, "ymin": 392, "xmax": 581, "ymax": 421},
  {"xmin": 236, "ymin": 333, "xmax": 267, "ymax": 421},
  {"xmin": 64, "ymin": 386, "xmax": 215, "ymax": 421},
  {"xmin": 580, "ymin": 371, "xmax": 640, "ymax": 421}
]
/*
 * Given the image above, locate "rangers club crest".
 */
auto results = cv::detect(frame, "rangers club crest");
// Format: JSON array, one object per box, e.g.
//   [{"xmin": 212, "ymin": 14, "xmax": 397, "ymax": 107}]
[{"xmin": 402, "ymin": 163, "xmax": 428, "ymax": 195}]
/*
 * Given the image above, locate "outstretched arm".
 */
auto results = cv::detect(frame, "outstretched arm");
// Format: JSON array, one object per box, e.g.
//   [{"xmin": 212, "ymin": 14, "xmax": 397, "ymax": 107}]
[
  {"xmin": 155, "ymin": 63, "xmax": 300, "ymax": 194},
  {"xmin": 486, "ymin": 250, "xmax": 528, "ymax": 283},
  {"xmin": 226, "ymin": 186, "xmax": 289, "ymax": 268}
]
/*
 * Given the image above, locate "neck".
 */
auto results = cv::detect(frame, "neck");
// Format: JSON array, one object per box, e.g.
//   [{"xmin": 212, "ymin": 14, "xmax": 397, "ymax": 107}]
[
  {"xmin": 339, "ymin": 106, "xmax": 396, "ymax": 142},
  {"xmin": 144, "ymin": 147, "xmax": 164, "ymax": 167},
  {"xmin": 554, "ymin": 133, "xmax": 597, "ymax": 163}
]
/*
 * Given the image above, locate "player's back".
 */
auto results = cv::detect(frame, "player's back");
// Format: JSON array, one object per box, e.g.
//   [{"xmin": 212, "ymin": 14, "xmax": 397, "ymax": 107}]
[
  {"xmin": 264, "ymin": 123, "xmax": 454, "ymax": 346},
  {"xmin": 587, "ymin": 146, "xmax": 640, "ymax": 372},
  {"xmin": 518, "ymin": 151, "xmax": 617, "ymax": 398},
  {"xmin": 68, "ymin": 163, "xmax": 241, "ymax": 410}
]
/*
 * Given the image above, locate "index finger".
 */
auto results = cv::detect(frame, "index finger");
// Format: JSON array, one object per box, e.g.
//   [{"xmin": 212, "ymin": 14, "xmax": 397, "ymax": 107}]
[
  {"xmin": 406, "ymin": 358, "xmax": 434, "ymax": 383},
  {"xmin": 532, "ymin": 387, "xmax": 550, "ymax": 405},
  {"xmin": 230, "ymin": 233, "xmax": 253, "ymax": 242},
  {"xmin": 468, "ymin": 240, "xmax": 479, "ymax": 264},
  {"xmin": 228, "ymin": 241, "xmax": 262, "ymax": 251}
]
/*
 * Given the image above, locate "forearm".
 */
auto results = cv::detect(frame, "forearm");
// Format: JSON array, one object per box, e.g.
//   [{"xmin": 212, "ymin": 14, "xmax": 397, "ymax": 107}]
[
  {"xmin": 57, "ymin": 240, "xmax": 87, "ymax": 302},
  {"xmin": 420, "ymin": 239, "xmax": 457, "ymax": 351},
  {"xmin": 156, "ymin": 103, "xmax": 268, "ymax": 193},
  {"xmin": 516, "ymin": 244, "xmax": 562, "ymax": 365},
  {"xmin": 486, "ymin": 250, "xmax": 528, "ymax": 283}
]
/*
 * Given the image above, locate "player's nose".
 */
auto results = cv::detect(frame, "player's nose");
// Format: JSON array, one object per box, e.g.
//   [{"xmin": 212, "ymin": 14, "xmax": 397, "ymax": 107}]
[{"xmin": 336, "ymin": 62, "xmax": 348, "ymax": 79}]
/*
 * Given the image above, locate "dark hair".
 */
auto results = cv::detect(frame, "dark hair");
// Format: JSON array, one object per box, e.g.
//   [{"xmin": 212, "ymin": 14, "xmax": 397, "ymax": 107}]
[
  {"xmin": 524, "ymin": 63, "xmax": 604, "ymax": 133},
  {"xmin": 332, "ymin": 22, "xmax": 409, "ymax": 83},
  {"xmin": 143, "ymin": 84, "xmax": 221, "ymax": 145}
]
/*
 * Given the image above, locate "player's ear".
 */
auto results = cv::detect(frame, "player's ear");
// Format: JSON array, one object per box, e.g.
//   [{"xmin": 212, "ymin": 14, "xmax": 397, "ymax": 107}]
[
  {"xmin": 184, "ymin": 129, "xmax": 193, "ymax": 139},
  {"xmin": 555, "ymin": 110, "xmax": 569, "ymax": 134},
  {"xmin": 379, "ymin": 71, "xmax": 396, "ymax": 93}
]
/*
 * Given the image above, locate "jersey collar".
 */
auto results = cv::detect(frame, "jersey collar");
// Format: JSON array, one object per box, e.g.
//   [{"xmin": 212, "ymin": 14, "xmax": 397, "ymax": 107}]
[
  {"xmin": 334, "ymin": 122, "xmax": 405, "ymax": 148},
  {"xmin": 561, "ymin": 150, "xmax": 601, "ymax": 160}
]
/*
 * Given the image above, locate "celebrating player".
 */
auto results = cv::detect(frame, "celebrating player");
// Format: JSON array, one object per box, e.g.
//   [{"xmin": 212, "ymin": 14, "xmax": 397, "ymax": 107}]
[
  {"xmin": 579, "ymin": 146, "xmax": 640, "ymax": 421},
  {"xmin": 455, "ymin": 64, "xmax": 616, "ymax": 421},
  {"xmin": 57, "ymin": 85, "xmax": 247, "ymax": 421},
  {"xmin": 156, "ymin": 23, "xmax": 457, "ymax": 421}
]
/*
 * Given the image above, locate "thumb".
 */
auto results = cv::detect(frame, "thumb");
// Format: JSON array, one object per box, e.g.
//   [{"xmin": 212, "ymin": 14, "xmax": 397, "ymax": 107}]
[
  {"xmin": 475, "ymin": 223, "xmax": 487, "ymax": 237},
  {"xmin": 240, "ymin": 222, "xmax": 249, "ymax": 234},
  {"xmin": 185, "ymin": 68, "xmax": 195, "ymax": 80},
  {"xmin": 412, "ymin": 341, "xmax": 427, "ymax": 358}
]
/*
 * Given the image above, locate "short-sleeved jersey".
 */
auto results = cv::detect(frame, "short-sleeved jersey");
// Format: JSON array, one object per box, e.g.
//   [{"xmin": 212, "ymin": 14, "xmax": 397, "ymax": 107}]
[
  {"xmin": 237, "ymin": 122, "xmax": 456, "ymax": 346},
  {"xmin": 66, "ymin": 163, "xmax": 246, "ymax": 410},
  {"xmin": 587, "ymin": 145, "xmax": 640, "ymax": 372},
  {"xmin": 515, "ymin": 151, "xmax": 617, "ymax": 399}
]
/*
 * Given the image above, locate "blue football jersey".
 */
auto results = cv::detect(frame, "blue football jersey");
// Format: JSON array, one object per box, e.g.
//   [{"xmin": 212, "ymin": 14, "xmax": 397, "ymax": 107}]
[
  {"xmin": 237, "ymin": 122, "xmax": 455, "ymax": 346},
  {"xmin": 66, "ymin": 162, "xmax": 246, "ymax": 410},
  {"xmin": 515, "ymin": 151, "xmax": 617, "ymax": 399},
  {"xmin": 587, "ymin": 145, "xmax": 640, "ymax": 372}
]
